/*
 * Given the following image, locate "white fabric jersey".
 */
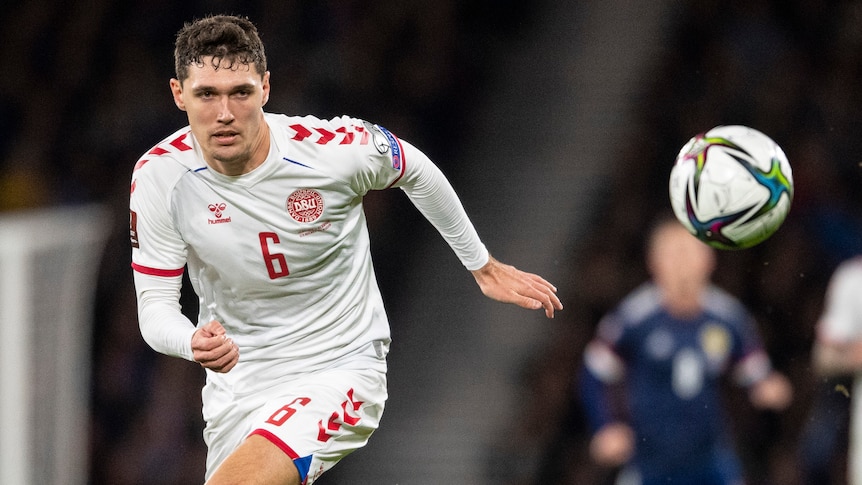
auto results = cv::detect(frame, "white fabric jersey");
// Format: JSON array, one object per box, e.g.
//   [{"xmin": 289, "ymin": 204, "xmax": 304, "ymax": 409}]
[
  {"xmin": 130, "ymin": 113, "xmax": 488, "ymax": 396},
  {"xmin": 818, "ymin": 257, "xmax": 862, "ymax": 343},
  {"xmin": 817, "ymin": 256, "xmax": 862, "ymax": 485}
]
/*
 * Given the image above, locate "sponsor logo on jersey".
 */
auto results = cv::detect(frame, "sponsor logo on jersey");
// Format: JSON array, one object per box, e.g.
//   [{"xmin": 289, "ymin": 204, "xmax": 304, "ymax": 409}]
[
  {"xmin": 287, "ymin": 189, "xmax": 324, "ymax": 223},
  {"xmin": 207, "ymin": 202, "xmax": 231, "ymax": 224}
]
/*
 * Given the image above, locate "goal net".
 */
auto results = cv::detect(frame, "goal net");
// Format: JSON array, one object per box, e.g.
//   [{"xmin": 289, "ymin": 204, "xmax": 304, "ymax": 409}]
[{"xmin": 0, "ymin": 204, "xmax": 110, "ymax": 485}]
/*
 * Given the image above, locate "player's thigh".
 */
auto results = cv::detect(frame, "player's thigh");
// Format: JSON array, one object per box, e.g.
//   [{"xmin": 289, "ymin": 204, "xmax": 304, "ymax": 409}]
[{"xmin": 206, "ymin": 434, "xmax": 299, "ymax": 485}]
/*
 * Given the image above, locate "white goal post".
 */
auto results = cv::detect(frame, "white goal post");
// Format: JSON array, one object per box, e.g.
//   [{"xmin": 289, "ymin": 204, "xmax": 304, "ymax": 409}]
[{"xmin": 0, "ymin": 204, "xmax": 111, "ymax": 485}]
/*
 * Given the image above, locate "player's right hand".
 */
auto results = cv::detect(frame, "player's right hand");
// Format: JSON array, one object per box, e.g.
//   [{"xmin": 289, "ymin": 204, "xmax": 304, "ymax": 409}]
[{"xmin": 192, "ymin": 320, "xmax": 240, "ymax": 373}]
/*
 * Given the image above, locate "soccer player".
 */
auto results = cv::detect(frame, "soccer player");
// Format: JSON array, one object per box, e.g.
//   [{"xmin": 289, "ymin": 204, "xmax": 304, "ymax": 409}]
[
  {"xmin": 812, "ymin": 256, "xmax": 862, "ymax": 485},
  {"xmin": 129, "ymin": 14, "xmax": 561, "ymax": 485},
  {"xmin": 579, "ymin": 218, "xmax": 791, "ymax": 485}
]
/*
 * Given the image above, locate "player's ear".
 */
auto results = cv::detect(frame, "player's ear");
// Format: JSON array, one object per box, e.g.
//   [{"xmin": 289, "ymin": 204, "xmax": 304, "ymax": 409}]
[
  {"xmin": 261, "ymin": 71, "xmax": 271, "ymax": 107},
  {"xmin": 170, "ymin": 78, "xmax": 187, "ymax": 111}
]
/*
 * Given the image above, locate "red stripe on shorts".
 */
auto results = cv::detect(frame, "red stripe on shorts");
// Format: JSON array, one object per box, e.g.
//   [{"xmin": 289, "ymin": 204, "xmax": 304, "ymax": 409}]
[{"xmin": 250, "ymin": 428, "xmax": 301, "ymax": 460}]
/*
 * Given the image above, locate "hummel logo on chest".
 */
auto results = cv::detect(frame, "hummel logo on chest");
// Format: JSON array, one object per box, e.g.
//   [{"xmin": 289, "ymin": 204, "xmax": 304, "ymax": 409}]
[{"xmin": 208, "ymin": 202, "xmax": 232, "ymax": 224}]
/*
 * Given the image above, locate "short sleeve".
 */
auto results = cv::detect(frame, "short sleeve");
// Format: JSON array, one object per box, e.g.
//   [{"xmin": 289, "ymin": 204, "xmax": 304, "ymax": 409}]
[
  {"xmin": 819, "ymin": 258, "xmax": 862, "ymax": 342},
  {"xmin": 130, "ymin": 157, "xmax": 188, "ymax": 275}
]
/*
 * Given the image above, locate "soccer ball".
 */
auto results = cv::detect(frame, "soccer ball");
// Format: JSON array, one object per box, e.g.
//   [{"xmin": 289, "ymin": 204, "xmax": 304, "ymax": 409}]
[{"xmin": 668, "ymin": 125, "xmax": 793, "ymax": 250}]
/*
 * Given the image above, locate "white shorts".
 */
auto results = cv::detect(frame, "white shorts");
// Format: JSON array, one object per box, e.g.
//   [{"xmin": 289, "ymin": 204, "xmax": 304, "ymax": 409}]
[{"xmin": 202, "ymin": 367, "xmax": 387, "ymax": 484}]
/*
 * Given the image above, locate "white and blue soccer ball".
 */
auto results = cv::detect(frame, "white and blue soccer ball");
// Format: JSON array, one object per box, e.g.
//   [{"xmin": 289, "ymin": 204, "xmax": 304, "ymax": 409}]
[{"xmin": 668, "ymin": 125, "xmax": 794, "ymax": 250}]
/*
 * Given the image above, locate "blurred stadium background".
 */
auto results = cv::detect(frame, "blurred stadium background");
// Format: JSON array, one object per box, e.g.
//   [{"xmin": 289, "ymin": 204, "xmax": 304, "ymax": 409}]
[{"xmin": 1, "ymin": 0, "xmax": 862, "ymax": 483}]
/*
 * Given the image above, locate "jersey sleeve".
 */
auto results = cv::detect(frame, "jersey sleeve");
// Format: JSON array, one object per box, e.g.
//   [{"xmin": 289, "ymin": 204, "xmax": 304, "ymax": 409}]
[
  {"xmin": 713, "ymin": 290, "xmax": 773, "ymax": 387},
  {"xmin": 130, "ymin": 156, "xmax": 188, "ymax": 274},
  {"xmin": 579, "ymin": 363, "xmax": 622, "ymax": 432},
  {"xmin": 134, "ymin": 272, "xmax": 196, "ymax": 361},
  {"xmin": 129, "ymin": 153, "xmax": 196, "ymax": 361},
  {"xmin": 388, "ymin": 138, "xmax": 489, "ymax": 271},
  {"xmin": 580, "ymin": 312, "xmax": 629, "ymax": 431},
  {"xmin": 311, "ymin": 116, "xmax": 488, "ymax": 271}
]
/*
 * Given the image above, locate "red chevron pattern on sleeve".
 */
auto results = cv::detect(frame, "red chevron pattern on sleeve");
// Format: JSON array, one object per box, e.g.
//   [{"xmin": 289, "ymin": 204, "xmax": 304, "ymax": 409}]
[
  {"xmin": 289, "ymin": 123, "xmax": 374, "ymax": 146},
  {"xmin": 133, "ymin": 131, "xmax": 194, "ymax": 173}
]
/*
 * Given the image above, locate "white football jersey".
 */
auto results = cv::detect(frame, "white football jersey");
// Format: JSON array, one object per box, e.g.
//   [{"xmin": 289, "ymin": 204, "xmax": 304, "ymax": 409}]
[
  {"xmin": 819, "ymin": 257, "xmax": 862, "ymax": 343},
  {"xmin": 130, "ymin": 113, "xmax": 488, "ymax": 395},
  {"xmin": 818, "ymin": 257, "xmax": 862, "ymax": 485}
]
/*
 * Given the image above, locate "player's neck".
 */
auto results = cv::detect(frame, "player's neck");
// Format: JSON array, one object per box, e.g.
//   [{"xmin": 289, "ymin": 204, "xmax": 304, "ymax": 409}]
[
  {"xmin": 209, "ymin": 123, "xmax": 271, "ymax": 176},
  {"xmin": 661, "ymin": 288, "xmax": 703, "ymax": 319}
]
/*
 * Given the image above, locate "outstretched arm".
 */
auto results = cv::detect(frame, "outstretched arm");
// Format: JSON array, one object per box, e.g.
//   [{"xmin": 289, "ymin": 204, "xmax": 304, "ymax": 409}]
[
  {"xmin": 471, "ymin": 255, "xmax": 562, "ymax": 318},
  {"xmin": 391, "ymin": 140, "xmax": 562, "ymax": 317}
]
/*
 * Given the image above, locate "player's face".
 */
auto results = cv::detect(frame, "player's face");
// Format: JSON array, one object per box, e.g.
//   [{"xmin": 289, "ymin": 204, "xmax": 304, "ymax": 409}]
[
  {"xmin": 648, "ymin": 223, "xmax": 716, "ymax": 308},
  {"xmin": 170, "ymin": 58, "xmax": 271, "ymax": 175}
]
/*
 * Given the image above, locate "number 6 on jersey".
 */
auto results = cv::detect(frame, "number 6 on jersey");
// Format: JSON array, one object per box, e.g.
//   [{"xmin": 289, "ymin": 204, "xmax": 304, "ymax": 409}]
[{"xmin": 259, "ymin": 232, "xmax": 289, "ymax": 279}]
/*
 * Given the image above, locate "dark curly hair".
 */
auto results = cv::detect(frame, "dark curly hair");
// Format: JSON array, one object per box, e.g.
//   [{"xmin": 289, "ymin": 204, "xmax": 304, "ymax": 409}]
[{"xmin": 174, "ymin": 15, "xmax": 267, "ymax": 82}]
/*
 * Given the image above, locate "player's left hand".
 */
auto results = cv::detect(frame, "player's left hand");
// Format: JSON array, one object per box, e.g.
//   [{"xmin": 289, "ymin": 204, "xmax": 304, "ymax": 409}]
[
  {"xmin": 471, "ymin": 255, "xmax": 563, "ymax": 319},
  {"xmin": 192, "ymin": 320, "xmax": 240, "ymax": 373}
]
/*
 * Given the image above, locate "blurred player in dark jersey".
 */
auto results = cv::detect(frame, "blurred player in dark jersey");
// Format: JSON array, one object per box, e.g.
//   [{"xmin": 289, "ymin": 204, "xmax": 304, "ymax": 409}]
[{"xmin": 579, "ymin": 218, "xmax": 792, "ymax": 485}]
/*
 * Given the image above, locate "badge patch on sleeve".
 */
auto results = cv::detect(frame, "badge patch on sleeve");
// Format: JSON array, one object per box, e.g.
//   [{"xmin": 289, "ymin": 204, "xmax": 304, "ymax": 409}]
[{"xmin": 365, "ymin": 122, "xmax": 403, "ymax": 170}]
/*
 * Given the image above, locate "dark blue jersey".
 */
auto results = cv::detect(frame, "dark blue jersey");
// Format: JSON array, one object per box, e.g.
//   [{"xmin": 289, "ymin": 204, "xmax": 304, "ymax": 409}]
[{"xmin": 581, "ymin": 282, "xmax": 771, "ymax": 484}]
